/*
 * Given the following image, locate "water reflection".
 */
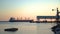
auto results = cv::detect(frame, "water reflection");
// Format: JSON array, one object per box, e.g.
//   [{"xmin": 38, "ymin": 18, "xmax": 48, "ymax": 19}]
[
  {"xmin": 37, "ymin": 23, "xmax": 54, "ymax": 34},
  {"xmin": 0, "ymin": 22, "xmax": 56, "ymax": 34}
]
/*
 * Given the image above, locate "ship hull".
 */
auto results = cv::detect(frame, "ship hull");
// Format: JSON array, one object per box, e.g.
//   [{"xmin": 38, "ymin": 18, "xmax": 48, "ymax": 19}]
[{"xmin": 9, "ymin": 20, "xmax": 33, "ymax": 22}]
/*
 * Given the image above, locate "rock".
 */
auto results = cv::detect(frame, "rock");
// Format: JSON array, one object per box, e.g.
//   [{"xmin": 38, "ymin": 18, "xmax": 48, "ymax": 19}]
[
  {"xmin": 51, "ymin": 24, "xmax": 60, "ymax": 34},
  {"xmin": 4, "ymin": 28, "xmax": 18, "ymax": 32},
  {"xmin": 56, "ymin": 31, "xmax": 60, "ymax": 34}
]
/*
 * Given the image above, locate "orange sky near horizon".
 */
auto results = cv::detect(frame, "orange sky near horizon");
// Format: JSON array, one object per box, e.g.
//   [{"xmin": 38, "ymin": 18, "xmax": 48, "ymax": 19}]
[{"xmin": 0, "ymin": 0, "xmax": 60, "ymax": 21}]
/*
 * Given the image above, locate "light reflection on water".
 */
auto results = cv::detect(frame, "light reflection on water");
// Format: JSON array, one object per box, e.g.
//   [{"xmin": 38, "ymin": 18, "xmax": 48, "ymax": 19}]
[{"xmin": 0, "ymin": 22, "xmax": 56, "ymax": 34}]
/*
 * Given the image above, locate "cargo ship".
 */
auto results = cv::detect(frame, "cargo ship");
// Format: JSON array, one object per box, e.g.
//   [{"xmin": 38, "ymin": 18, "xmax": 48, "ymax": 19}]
[{"xmin": 9, "ymin": 17, "xmax": 33, "ymax": 22}]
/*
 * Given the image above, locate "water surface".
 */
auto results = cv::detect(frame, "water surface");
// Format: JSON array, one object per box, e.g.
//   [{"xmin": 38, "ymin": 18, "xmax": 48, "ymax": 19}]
[{"xmin": 0, "ymin": 22, "xmax": 56, "ymax": 34}]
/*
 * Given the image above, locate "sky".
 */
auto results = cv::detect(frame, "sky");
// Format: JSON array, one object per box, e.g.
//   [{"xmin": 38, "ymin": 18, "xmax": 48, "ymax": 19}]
[{"xmin": 0, "ymin": 0, "xmax": 60, "ymax": 21}]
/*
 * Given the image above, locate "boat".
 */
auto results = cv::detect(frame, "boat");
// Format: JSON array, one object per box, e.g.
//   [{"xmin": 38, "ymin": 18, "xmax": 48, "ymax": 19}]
[
  {"xmin": 4, "ymin": 28, "xmax": 18, "ymax": 32},
  {"xmin": 9, "ymin": 17, "xmax": 33, "ymax": 22}
]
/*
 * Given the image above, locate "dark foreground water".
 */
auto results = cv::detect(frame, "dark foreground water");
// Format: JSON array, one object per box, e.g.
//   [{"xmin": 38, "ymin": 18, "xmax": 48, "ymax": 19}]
[{"xmin": 0, "ymin": 22, "xmax": 56, "ymax": 34}]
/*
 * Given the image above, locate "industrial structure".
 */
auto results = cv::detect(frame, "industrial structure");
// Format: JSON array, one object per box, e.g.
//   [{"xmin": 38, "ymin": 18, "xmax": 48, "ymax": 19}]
[
  {"xmin": 37, "ymin": 8, "xmax": 60, "ymax": 23},
  {"xmin": 9, "ymin": 8, "xmax": 60, "ymax": 23}
]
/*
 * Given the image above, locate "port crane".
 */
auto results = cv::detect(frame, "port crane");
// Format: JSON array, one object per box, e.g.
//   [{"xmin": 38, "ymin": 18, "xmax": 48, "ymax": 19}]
[{"xmin": 55, "ymin": 8, "xmax": 60, "ymax": 24}]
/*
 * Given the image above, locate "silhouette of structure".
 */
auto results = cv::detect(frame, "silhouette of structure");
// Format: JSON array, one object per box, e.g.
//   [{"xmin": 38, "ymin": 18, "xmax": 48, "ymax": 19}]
[
  {"xmin": 9, "ymin": 8, "xmax": 60, "ymax": 23},
  {"xmin": 9, "ymin": 17, "xmax": 15, "ymax": 22},
  {"xmin": 37, "ymin": 8, "xmax": 60, "ymax": 23},
  {"xmin": 9, "ymin": 17, "xmax": 33, "ymax": 22},
  {"xmin": 56, "ymin": 8, "xmax": 60, "ymax": 23},
  {"xmin": 51, "ymin": 8, "xmax": 60, "ymax": 34}
]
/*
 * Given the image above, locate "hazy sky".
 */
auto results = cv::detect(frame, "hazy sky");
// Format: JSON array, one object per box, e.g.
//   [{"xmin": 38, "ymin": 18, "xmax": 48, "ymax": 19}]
[{"xmin": 0, "ymin": 0, "xmax": 60, "ymax": 21}]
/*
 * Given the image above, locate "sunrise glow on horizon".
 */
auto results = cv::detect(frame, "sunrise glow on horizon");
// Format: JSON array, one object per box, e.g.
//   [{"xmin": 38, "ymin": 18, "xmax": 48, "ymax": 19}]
[{"xmin": 0, "ymin": 0, "xmax": 60, "ymax": 21}]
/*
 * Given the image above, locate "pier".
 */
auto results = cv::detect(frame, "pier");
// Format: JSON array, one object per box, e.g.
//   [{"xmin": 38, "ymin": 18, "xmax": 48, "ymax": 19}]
[{"xmin": 36, "ymin": 8, "xmax": 60, "ymax": 23}]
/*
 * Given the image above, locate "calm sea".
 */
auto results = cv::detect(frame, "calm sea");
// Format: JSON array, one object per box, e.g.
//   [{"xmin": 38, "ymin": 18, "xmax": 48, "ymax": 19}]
[{"xmin": 0, "ymin": 22, "xmax": 56, "ymax": 34}]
